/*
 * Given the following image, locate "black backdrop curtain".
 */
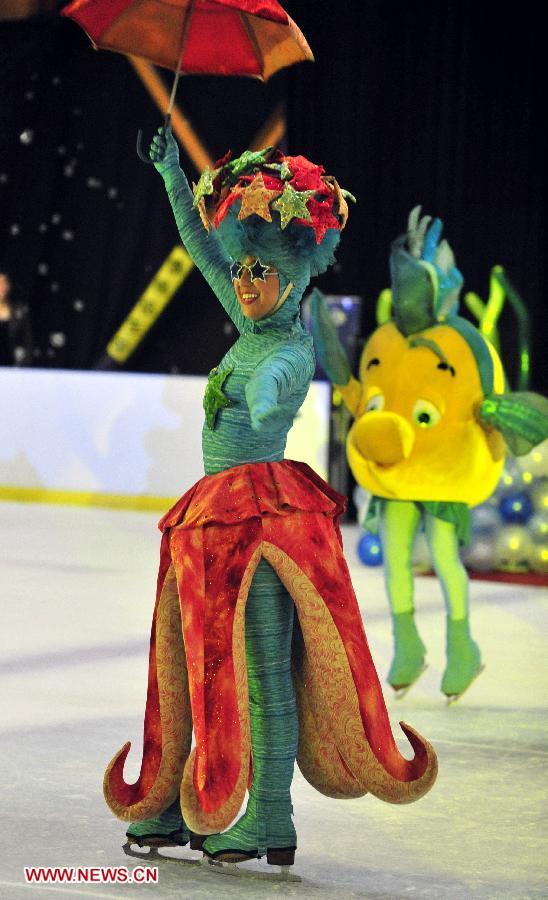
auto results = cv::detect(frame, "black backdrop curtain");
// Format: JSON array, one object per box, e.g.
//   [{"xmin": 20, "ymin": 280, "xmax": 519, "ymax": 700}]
[
  {"xmin": 285, "ymin": 0, "xmax": 546, "ymax": 391},
  {"xmin": 0, "ymin": 2, "xmax": 545, "ymax": 388}
]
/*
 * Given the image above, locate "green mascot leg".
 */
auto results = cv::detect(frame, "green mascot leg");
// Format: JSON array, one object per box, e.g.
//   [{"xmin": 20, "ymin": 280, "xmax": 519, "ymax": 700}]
[
  {"xmin": 424, "ymin": 514, "xmax": 483, "ymax": 698},
  {"xmin": 380, "ymin": 500, "xmax": 427, "ymax": 690},
  {"xmin": 125, "ymin": 798, "xmax": 190, "ymax": 848},
  {"xmin": 203, "ymin": 558, "xmax": 298, "ymax": 861}
]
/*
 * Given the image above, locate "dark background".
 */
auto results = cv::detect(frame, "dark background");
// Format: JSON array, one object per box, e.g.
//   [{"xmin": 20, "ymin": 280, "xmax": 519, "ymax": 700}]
[{"xmin": 0, "ymin": 1, "xmax": 545, "ymax": 387}]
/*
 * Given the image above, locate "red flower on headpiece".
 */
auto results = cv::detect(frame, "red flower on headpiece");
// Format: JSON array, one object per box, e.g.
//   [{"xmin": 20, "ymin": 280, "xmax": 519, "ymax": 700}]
[
  {"xmin": 297, "ymin": 196, "xmax": 340, "ymax": 244},
  {"xmin": 213, "ymin": 150, "xmax": 233, "ymax": 170},
  {"xmin": 213, "ymin": 188, "xmax": 242, "ymax": 228},
  {"xmin": 285, "ymin": 155, "xmax": 326, "ymax": 193}
]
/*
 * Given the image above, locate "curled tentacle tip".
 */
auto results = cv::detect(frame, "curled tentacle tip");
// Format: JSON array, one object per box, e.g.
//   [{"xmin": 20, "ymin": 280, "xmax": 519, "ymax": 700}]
[
  {"xmin": 107, "ymin": 741, "xmax": 132, "ymax": 777},
  {"xmin": 399, "ymin": 719, "xmax": 419, "ymax": 737},
  {"xmin": 399, "ymin": 721, "xmax": 431, "ymax": 756},
  {"xmin": 398, "ymin": 722, "xmax": 438, "ymax": 799}
]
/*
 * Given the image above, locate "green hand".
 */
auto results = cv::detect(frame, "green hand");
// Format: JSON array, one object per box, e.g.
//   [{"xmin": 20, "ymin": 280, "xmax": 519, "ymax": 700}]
[{"xmin": 149, "ymin": 126, "xmax": 180, "ymax": 176}]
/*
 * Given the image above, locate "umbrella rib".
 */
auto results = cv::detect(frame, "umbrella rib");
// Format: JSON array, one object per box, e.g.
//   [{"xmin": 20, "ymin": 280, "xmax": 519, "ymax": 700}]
[{"xmin": 238, "ymin": 12, "xmax": 264, "ymax": 79}]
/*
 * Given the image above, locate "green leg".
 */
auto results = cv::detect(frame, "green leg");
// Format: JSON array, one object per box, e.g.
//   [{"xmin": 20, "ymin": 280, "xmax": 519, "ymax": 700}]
[
  {"xmin": 424, "ymin": 515, "xmax": 482, "ymax": 697},
  {"xmin": 126, "ymin": 798, "xmax": 190, "ymax": 846},
  {"xmin": 203, "ymin": 559, "xmax": 298, "ymax": 858},
  {"xmin": 380, "ymin": 501, "xmax": 426, "ymax": 689}
]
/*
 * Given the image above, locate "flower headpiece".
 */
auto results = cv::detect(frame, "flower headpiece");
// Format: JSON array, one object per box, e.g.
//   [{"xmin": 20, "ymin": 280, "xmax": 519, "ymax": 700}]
[{"xmin": 192, "ymin": 147, "xmax": 355, "ymax": 283}]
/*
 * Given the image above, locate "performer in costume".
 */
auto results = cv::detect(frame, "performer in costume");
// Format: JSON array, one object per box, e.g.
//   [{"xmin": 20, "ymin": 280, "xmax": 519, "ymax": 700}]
[
  {"xmin": 311, "ymin": 208, "xmax": 548, "ymax": 702},
  {"xmin": 103, "ymin": 130, "xmax": 438, "ymax": 872}
]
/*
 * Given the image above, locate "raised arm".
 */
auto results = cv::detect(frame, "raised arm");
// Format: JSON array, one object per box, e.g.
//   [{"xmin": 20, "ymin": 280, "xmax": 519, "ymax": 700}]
[{"xmin": 150, "ymin": 128, "xmax": 245, "ymax": 331}]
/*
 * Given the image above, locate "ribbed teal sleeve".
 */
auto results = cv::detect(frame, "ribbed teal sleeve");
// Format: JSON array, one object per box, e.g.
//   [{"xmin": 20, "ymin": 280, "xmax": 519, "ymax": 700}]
[
  {"xmin": 245, "ymin": 340, "xmax": 315, "ymax": 435},
  {"xmin": 158, "ymin": 161, "xmax": 246, "ymax": 332}
]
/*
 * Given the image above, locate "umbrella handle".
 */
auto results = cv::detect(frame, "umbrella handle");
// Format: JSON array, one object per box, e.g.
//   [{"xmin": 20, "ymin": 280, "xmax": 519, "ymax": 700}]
[{"xmin": 136, "ymin": 113, "xmax": 171, "ymax": 165}]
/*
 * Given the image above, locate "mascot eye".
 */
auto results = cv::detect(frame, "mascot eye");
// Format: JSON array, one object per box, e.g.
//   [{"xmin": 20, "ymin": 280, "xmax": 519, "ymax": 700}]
[
  {"xmin": 412, "ymin": 399, "xmax": 441, "ymax": 429},
  {"xmin": 366, "ymin": 394, "xmax": 385, "ymax": 412}
]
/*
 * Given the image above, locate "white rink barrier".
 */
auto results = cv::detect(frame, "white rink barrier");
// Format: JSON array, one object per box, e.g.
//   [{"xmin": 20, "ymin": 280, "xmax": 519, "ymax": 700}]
[{"xmin": 0, "ymin": 367, "xmax": 330, "ymax": 508}]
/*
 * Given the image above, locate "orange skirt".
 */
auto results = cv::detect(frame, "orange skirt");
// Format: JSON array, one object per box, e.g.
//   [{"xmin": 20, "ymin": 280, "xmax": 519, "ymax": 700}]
[{"xmin": 104, "ymin": 461, "xmax": 437, "ymax": 833}]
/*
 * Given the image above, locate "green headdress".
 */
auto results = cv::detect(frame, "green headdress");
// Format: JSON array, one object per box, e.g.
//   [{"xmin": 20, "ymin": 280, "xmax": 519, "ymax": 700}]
[{"xmin": 390, "ymin": 206, "xmax": 464, "ymax": 336}]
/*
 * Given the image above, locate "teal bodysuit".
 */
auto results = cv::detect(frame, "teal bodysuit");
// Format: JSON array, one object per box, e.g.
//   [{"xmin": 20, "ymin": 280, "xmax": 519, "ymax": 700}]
[
  {"xmin": 136, "ymin": 142, "xmax": 313, "ymax": 857},
  {"xmin": 203, "ymin": 326, "xmax": 313, "ymax": 474}
]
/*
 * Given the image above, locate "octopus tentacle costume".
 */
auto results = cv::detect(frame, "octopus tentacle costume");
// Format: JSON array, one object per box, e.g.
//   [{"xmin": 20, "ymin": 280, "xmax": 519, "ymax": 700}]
[{"xmin": 104, "ymin": 132, "xmax": 438, "ymax": 857}]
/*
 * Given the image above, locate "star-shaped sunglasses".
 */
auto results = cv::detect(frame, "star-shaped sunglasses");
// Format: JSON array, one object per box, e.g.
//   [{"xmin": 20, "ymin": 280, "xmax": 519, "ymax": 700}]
[{"xmin": 229, "ymin": 258, "xmax": 277, "ymax": 283}]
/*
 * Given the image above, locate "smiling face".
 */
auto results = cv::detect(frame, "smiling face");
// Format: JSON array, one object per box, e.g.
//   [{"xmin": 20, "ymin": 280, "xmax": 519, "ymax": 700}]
[
  {"xmin": 347, "ymin": 322, "xmax": 506, "ymax": 506},
  {"xmin": 232, "ymin": 255, "xmax": 280, "ymax": 320}
]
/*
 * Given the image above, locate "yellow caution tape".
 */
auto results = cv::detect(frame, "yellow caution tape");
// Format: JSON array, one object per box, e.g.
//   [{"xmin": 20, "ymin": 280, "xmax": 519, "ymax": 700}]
[
  {"xmin": 106, "ymin": 246, "xmax": 194, "ymax": 364},
  {"xmin": 0, "ymin": 485, "xmax": 176, "ymax": 513}
]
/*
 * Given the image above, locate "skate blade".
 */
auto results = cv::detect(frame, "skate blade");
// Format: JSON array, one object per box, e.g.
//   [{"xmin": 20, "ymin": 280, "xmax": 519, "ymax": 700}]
[
  {"xmin": 123, "ymin": 841, "xmax": 201, "ymax": 865},
  {"xmin": 445, "ymin": 664, "xmax": 486, "ymax": 706},
  {"xmin": 392, "ymin": 663, "xmax": 428, "ymax": 699},
  {"xmin": 202, "ymin": 856, "xmax": 301, "ymax": 883}
]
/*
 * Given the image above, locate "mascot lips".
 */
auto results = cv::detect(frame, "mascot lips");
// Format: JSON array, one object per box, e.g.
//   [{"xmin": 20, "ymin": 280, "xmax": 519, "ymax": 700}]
[{"xmin": 350, "ymin": 411, "xmax": 415, "ymax": 466}]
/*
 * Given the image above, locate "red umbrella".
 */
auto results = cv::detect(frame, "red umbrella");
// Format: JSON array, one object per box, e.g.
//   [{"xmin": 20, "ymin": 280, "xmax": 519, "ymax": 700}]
[{"xmin": 62, "ymin": 0, "xmax": 314, "ymax": 159}]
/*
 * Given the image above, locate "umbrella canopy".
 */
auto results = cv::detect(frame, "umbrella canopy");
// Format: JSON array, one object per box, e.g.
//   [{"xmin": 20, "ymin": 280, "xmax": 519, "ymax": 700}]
[{"xmin": 61, "ymin": 0, "xmax": 313, "ymax": 81}]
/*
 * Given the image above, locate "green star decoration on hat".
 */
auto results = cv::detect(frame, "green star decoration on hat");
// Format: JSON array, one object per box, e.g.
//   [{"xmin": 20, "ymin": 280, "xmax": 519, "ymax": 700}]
[
  {"xmin": 226, "ymin": 148, "xmax": 274, "ymax": 181},
  {"xmin": 264, "ymin": 160, "xmax": 293, "ymax": 180},
  {"xmin": 192, "ymin": 166, "xmax": 218, "ymax": 208},
  {"xmin": 203, "ymin": 366, "xmax": 233, "ymax": 429},
  {"xmin": 272, "ymin": 183, "xmax": 314, "ymax": 230},
  {"xmin": 279, "ymin": 160, "xmax": 293, "ymax": 180}
]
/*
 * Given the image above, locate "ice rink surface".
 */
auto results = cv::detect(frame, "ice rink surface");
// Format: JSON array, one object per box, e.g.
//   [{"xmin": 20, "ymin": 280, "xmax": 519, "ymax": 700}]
[{"xmin": 1, "ymin": 501, "xmax": 547, "ymax": 899}]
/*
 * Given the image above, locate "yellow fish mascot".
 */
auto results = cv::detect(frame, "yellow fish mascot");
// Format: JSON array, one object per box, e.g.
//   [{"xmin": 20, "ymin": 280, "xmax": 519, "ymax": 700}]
[{"xmin": 311, "ymin": 207, "xmax": 548, "ymax": 702}]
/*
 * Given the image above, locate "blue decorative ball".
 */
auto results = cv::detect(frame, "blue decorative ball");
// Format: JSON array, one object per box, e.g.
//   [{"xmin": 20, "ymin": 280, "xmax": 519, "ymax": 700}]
[
  {"xmin": 357, "ymin": 532, "xmax": 383, "ymax": 566},
  {"xmin": 499, "ymin": 492, "xmax": 534, "ymax": 524}
]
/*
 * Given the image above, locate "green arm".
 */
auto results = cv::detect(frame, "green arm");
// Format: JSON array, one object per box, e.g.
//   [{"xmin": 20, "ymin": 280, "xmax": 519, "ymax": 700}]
[
  {"xmin": 245, "ymin": 341, "xmax": 314, "ymax": 434},
  {"xmin": 151, "ymin": 127, "xmax": 245, "ymax": 332},
  {"xmin": 308, "ymin": 288, "xmax": 352, "ymax": 386}
]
